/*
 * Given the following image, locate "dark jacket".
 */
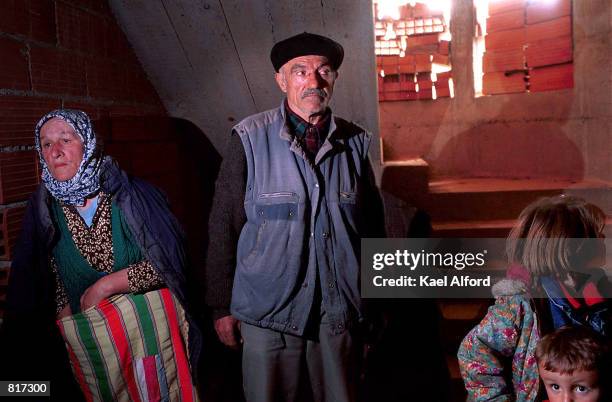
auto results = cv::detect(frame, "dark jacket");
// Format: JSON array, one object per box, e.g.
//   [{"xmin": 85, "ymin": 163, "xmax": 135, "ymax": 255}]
[{"xmin": 0, "ymin": 158, "xmax": 202, "ymax": 400}]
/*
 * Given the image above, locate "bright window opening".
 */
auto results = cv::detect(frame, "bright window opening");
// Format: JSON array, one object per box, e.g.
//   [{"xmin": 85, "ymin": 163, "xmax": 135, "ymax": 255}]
[
  {"xmin": 374, "ymin": 1, "xmax": 453, "ymax": 101},
  {"xmin": 474, "ymin": 0, "xmax": 573, "ymax": 97}
]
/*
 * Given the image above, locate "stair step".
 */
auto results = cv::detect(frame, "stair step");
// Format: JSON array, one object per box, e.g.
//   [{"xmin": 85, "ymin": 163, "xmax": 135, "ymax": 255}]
[
  {"xmin": 432, "ymin": 217, "xmax": 612, "ymax": 238},
  {"xmin": 0, "ymin": 266, "xmax": 8, "ymax": 282},
  {"xmin": 438, "ymin": 300, "xmax": 493, "ymax": 354},
  {"xmin": 426, "ymin": 178, "xmax": 612, "ymax": 222},
  {"xmin": 429, "ymin": 178, "xmax": 611, "ymax": 193},
  {"xmin": 446, "ymin": 355, "xmax": 461, "ymax": 380},
  {"xmin": 438, "ymin": 300, "xmax": 491, "ymax": 321},
  {"xmin": 432, "ymin": 219, "xmax": 515, "ymax": 237},
  {"xmin": 381, "ymin": 159, "xmax": 429, "ymax": 207}
]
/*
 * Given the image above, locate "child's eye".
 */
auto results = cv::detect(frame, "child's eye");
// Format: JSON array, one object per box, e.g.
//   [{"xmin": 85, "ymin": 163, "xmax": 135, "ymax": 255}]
[
  {"xmin": 575, "ymin": 385, "xmax": 589, "ymax": 393},
  {"xmin": 551, "ymin": 384, "xmax": 560, "ymax": 391}
]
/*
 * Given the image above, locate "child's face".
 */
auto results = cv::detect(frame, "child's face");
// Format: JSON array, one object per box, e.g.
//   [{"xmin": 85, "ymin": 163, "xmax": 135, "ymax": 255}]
[{"xmin": 539, "ymin": 367, "xmax": 600, "ymax": 402}]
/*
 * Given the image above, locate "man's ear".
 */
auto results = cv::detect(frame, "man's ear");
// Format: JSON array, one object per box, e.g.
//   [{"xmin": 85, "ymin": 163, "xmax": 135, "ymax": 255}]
[{"xmin": 275, "ymin": 72, "xmax": 287, "ymax": 93}]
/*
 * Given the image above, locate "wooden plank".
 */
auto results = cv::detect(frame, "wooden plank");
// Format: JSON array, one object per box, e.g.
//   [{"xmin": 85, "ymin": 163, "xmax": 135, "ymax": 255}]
[{"xmin": 525, "ymin": 35, "xmax": 572, "ymax": 68}]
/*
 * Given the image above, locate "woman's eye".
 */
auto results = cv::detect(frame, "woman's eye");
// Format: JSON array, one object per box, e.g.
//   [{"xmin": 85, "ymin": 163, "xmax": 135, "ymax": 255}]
[
  {"xmin": 43, "ymin": 143, "xmax": 51, "ymax": 148},
  {"xmin": 62, "ymin": 138, "xmax": 71, "ymax": 144}
]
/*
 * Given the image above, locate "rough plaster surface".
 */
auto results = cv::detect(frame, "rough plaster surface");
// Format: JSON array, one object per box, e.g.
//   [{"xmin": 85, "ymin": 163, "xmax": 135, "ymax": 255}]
[
  {"xmin": 109, "ymin": 0, "xmax": 381, "ymax": 170},
  {"xmin": 379, "ymin": 0, "xmax": 611, "ymax": 181}
]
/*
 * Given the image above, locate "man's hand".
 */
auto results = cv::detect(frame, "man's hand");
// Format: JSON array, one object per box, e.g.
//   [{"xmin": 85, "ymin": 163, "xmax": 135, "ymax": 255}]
[{"xmin": 214, "ymin": 315, "xmax": 242, "ymax": 349}]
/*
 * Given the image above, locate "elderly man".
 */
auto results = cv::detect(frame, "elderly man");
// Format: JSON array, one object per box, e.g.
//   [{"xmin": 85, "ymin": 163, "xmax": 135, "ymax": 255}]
[{"xmin": 205, "ymin": 32, "xmax": 384, "ymax": 402}]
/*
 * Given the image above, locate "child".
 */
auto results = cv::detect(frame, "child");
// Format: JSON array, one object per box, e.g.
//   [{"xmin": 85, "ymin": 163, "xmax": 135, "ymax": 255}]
[
  {"xmin": 536, "ymin": 326, "xmax": 610, "ymax": 402},
  {"xmin": 457, "ymin": 195, "xmax": 611, "ymax": 401}
]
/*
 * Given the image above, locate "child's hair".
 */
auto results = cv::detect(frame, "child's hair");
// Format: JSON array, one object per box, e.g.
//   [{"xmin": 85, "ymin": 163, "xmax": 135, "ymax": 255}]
[
  {"xmin": 506, "ymin": 195, "xmax": 606, "ymax": 279},
  {"xmin": 535, "ymin": 326, "xmax": 610, "ymax": 375}
]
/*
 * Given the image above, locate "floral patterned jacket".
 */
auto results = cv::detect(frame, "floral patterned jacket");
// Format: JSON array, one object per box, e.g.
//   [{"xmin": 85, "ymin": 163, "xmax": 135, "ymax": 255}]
[{"xmin": 458, "ymin": 279, "xmax": 541, "ymax": 402}]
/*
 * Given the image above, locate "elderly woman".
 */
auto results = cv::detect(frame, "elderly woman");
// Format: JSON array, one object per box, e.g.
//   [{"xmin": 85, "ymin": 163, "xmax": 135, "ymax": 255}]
[{"xmin": 1, "ymin": 110, "xmax": 201, "ymax": 401}]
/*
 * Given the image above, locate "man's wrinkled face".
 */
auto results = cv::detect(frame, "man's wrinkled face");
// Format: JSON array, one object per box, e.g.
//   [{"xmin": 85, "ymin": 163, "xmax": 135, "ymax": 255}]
[
  {"xmin": 539, "ymin": 367, "xmax": 601, "ymax": 402},
  {"xmin": 40, "ymin": 118, "xmax": 84, "ymax": 181},
  {"xmin": 275, "ymin": 55, "xmax": 337, "ymax": 121}
]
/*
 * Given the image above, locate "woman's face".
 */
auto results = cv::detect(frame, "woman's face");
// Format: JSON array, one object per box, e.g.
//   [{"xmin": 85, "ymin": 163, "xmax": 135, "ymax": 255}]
[{"xmin": 40, "ymin": 118, "xmax": 84, "ymax": 181}]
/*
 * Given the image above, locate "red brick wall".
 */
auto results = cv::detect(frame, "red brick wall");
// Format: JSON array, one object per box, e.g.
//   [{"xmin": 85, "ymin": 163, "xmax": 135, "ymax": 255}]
[{"xmin": 0, "ymin": 0, "xmax": 168, "ymax": 319}]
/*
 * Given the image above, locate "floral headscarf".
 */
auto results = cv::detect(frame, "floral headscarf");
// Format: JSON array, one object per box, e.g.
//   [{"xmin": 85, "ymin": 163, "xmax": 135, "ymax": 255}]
[{"xmin": 34, "ymin": 109, "xmax": 104, "ymax": 206}]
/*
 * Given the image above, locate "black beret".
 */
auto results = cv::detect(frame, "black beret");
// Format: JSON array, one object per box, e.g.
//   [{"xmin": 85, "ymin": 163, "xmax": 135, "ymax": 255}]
[{"xmin": 270, "ymin": 32, "xmax": 344, "ymax": 72}]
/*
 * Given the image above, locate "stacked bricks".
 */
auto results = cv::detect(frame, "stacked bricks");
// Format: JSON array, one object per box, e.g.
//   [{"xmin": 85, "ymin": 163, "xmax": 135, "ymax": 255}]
[
  {"xmin": 376, "ymin": 2, "xmax": 452, "ymax": 102},
  {"xmin": 0, "ymin": 0, "xmax": 167, "ymax": 319},
  {"xmin": 483, "ymin": 0, "xmax": 573, "ymax": 95}
]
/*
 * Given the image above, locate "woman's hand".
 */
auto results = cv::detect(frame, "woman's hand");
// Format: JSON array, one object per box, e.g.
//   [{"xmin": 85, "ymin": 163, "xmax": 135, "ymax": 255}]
[
  {"xmin": 57, "ymin": 304, "xmax": 72, "ymax": 319},
  {"xmin": 80, "ymin": 270, "xmax": 130, "ymax": 311}
]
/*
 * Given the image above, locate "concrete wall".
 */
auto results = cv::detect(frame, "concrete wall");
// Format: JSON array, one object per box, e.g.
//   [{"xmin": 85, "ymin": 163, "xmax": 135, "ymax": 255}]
[
  {"xmin": 380, "ymin": 0, "xmax": 611, "ymax": 181},
  {"xmin": 109, "ymin": 0, "xmax": 382, "ymax": 168}
]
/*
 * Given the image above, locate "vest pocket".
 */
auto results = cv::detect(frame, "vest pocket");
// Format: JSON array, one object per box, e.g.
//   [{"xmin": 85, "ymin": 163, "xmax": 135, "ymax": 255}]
[
  {"xmin": 255, "ymin": 192, "xmax": 298, "ymax": 222},
  {"xmin": 241, "ymin": 192, "xmax": 299, "ymax": 266}
]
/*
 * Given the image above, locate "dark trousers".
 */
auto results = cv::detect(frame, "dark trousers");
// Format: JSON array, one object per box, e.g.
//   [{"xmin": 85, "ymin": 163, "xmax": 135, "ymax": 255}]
[{"xmin": 241, "ymin": 322, "xmax": 361, "ymax": 402}]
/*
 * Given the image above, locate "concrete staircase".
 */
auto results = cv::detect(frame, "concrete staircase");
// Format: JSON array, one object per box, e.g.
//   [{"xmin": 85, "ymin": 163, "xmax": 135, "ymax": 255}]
[
  {"xmin": 380, "ymin": 160, "xmax": 612, "ymax": 401},
  {"xmin": 381, "ymin": 160, "xmax": 612, "ymax": 238}
]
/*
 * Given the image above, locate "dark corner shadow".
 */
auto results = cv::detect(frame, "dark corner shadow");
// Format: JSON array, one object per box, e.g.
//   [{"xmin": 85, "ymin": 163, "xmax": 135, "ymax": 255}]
[
  {"xmin": 171, "ymin": 118, "xmax": 244, "ymax": 402},
  {"xmin": 171, "ymin": 117, "xmax": 221, "ymax": 275},
  {"xmin": 361, "ymin": 191, "xmax": 450, "ymax": 402}
]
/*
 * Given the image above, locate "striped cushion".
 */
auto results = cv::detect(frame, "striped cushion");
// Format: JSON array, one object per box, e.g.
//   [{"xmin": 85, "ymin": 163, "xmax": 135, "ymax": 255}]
[{"xmin": 57, "ymin": 288, "xmax": 199, "ymax": 402}]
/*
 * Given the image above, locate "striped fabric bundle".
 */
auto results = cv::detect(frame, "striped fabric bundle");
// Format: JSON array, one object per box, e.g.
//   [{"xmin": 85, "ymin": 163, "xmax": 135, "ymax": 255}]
[{"xmin": 57, "ymin": 288, "xmax": 199, "ymax": 402}]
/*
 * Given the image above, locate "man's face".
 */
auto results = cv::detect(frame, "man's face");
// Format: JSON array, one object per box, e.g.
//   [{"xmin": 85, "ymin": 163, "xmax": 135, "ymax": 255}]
[
  {"xmin": 39, "ymin": 118, "xmax": 84, "ymax": 181},
  {"xmin": 275, "ymin": 55, "xmax": 337, "ymax": 121},
  {"xmin": 539, "ymin": 367, "xmax": 601, "ymax": 402}
]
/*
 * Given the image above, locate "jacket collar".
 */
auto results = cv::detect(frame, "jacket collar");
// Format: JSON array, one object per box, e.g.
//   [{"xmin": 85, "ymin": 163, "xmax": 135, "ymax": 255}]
[{"xmin": 278, "ymin": 100, "xmax": 345, "ymax": 166}]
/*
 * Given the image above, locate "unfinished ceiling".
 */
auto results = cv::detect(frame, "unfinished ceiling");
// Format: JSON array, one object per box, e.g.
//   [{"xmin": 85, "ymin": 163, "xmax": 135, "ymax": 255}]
[{"xmin": 109, "ymin": 0, "xmax": 380, "ymax": 163}]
